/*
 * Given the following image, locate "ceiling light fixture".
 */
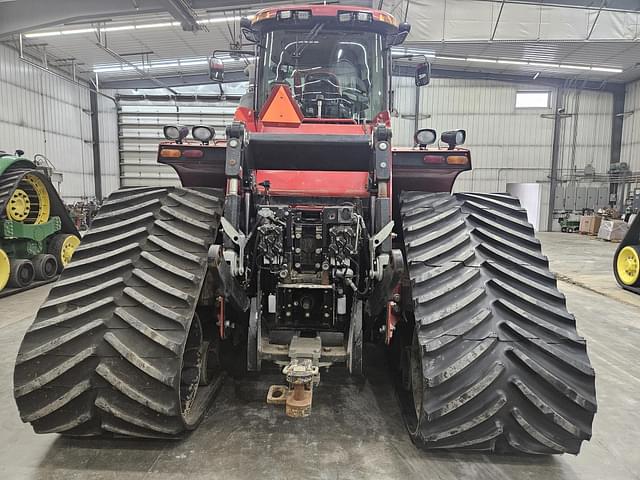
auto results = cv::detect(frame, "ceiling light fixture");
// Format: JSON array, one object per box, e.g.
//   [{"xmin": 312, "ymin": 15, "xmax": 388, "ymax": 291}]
[
  {"xmin": 467, "ymin": 57, "xmax": 497, "ymax": 63},
  {"xmin": 24, "ymin": 14, "xmax": 252, "ymax": 38},
  {"xmin": 591, "ymin": 66, "xmax": 623, "ymax": 73},
  {"xmin": 559, "ymin": 64, "xmax": 591, "ymax": 70},
  {"xmin": 497, "ymin": 59, "xmax": 528, "ymax": 65}
]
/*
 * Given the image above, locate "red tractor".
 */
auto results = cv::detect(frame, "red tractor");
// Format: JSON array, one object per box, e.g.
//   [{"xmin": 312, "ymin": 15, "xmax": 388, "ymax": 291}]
[{"xmin": 14, "ymin": 5, "xmax": 596, "ymax": 454}]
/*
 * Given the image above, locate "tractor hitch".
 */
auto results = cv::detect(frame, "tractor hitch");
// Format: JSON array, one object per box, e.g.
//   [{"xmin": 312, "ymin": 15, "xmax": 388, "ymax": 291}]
[{"xmin": 267, "ymin": 336, "xmax": 321, "ymax": 417}]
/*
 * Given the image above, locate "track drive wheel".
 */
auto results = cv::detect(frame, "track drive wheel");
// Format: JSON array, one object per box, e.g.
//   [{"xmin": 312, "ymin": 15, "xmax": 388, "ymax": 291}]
[
  {"xmin": 615, "ymin": 245, "xmax": 640, "ymax": 287},
  {"xmin": 9, "ymin": 259, "xmax": 35, "ymax": 288},
  {"xmin": 14, "ymin": 187, "xmax": 224, "ymax": 438},
  {"xmin": 398, "ymin": 192, "xmax": 596, "ymax": 454},
  {"xmin": 48, "ymin": 233, "xmax": 81, "ymax": 272},
  {"xmin": 0, "ymin": 248, "xmax": 10, "ymax": 291},
  {"xmin": 5, "ymin": 173, "xmax": 51, "ymax": 224},
  {"xmin": 32, "ymin": 254, "xmax": 59, "ymax": 281}
]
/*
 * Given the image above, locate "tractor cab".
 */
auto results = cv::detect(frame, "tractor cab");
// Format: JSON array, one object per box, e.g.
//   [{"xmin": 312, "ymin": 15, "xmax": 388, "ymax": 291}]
[{"xmin": 211, "ymin": 6, "xmax": 421, "ymax": 129}]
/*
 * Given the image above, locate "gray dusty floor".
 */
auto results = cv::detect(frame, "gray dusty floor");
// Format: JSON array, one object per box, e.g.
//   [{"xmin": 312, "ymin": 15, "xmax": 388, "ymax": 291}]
[{"xmin": 1, "ymin": 232, "xmax": 639, "ymax": 480}]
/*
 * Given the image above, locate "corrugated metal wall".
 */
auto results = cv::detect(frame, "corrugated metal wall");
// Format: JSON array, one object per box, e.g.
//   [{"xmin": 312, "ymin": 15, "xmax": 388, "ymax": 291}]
[
  {"xmin": 117, "ymin": 96, "xmax": 238, "ymax": 187},
  {"xmin": 621, "ymin": 79, "xmax": 640, "ymax": 173},
  {"xmin": 391, "ymin": 76, "xmax": 614, "ymax": 229},
  {"xmin": 98, "ymin": 92, "xmax": 120, "ymax": 198},
  {"xmin": 0, "ymin": 43, "xmax": 119, "ymax": 202},
  {"xmin": 392, "ymin": 77, "xmax": 613, "ymax": 188}
]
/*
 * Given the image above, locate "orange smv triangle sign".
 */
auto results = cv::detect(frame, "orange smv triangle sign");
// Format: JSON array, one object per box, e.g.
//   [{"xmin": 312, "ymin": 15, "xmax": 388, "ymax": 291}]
[{"xmin": 259, "ymin": 84, "xmax": 304, "ymax": 126}]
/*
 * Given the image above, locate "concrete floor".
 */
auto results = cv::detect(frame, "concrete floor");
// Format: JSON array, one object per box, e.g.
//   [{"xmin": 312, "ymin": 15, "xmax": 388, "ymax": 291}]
[{"xmin": 1, "ymin": 232, "xmax": 639, "ymax": 480}]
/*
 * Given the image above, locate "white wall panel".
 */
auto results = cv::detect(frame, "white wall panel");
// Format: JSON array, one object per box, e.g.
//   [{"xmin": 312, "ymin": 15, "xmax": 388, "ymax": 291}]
[
  {"xmin": 621, "ymin": 80, "xmax": 640, "ymax": 173},
  {"xmin": 0, "ymin": 43, "xmax": 98, "ymax": 202},
  {"xmin": 98, "ymin": 91, "xmax": 120, "ymax": 197},
  {"xmin": 391, "ymin": 76, "xmax": 614, "ymax": 230},
  {"xmin": 117, "ymin": 96, "xmax": 238, "ymax": 187}
]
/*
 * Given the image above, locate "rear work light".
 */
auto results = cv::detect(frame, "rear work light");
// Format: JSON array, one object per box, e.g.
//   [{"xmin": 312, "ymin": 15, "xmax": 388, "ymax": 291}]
[
  {"xmin": 277, "ymin": 10, "xmax": 311, "ymax": 21},
  {"xmin": 182, "ymin": 149, "xmax": 204, "ymax": 158},
  {"xmin": 296, "ymin": 10, "xmax": 311, "ymax": 21},
  {"xmin": 338, "ymin": 11, "xmax": 372, "ymax": 22},
  {"xmin": 160, "ymin": 148, "xmax": 181, "ymax": 158}
]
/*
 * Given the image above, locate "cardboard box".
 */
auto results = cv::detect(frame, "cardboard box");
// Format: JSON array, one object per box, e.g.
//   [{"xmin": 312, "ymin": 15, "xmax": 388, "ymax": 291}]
[
  {"xmin": 579, "ymin": 215, "xmax": 601, "ymax": 235},
  {"xmin": 597, "ymin": 219, "xmax": 629, "ymax": 242}
]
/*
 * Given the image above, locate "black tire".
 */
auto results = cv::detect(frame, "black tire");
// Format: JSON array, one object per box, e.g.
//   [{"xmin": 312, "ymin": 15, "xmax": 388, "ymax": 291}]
[
  {"xmin": 561, "ymin": 227, "xmax": 567, "ymax": 233},
  {"xmin": 397, "ymin": 192, "xmax": 596, "ymax": 454},
  {"xmin": 14, "ymin": 187, "xmax": 223, "ymax": 438},
  {"xmin": 48, "ymin": 234, "xmax": 77, "ymax": 273},
  {"xmin": 32, "ymin": 254, "xmax": 59, "ymax": 281},
  {"xmin": 567, "ymin": 227, "xmax": 574, "ymax": 234},
  {"xmin": 9, "ymin": 259, "xmax": 35, "ymax": 288}
]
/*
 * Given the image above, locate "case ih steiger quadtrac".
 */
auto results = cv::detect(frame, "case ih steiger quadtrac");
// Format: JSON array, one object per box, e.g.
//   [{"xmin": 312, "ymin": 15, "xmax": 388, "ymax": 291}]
[{"xmin": 14, "ymin": 5, "xmax": 596, "ymax": 454}]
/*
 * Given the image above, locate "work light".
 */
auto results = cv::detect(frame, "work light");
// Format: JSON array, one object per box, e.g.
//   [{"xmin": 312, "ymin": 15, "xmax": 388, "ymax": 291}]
[
  {"xmin": 192, "ymin": 125, "xmax": 215, "ymax": 144},
  {"xmin": 441, "ymin": 130, "xmax": 466, "ymax": 149},
  {"xmin": 414, "ymin": 128, "xmax": 437, "ymax": 147},
  {"xmin": 163, "ymin": 125, "xmax": 189, "ymax": 143}
]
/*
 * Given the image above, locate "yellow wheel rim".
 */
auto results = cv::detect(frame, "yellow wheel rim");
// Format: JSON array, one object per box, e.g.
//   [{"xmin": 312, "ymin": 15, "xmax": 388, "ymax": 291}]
[
  {"xmin": 0, "ymin": 249, "xmax": 9, "ymax": 292},
  {"xmin": 617, "ymin": 246, "xmax": 640, "ymax": 286},
  {"xmin": 6, "ymin": 189, "xmax": 31, "ymax": 221},
  {"xmin": 60, "ymin": 235, "xmax": 81, "ymax": 267},
  {"xmin": 23, "ymin": 174, "xmax": 51, "ymax": 225}
]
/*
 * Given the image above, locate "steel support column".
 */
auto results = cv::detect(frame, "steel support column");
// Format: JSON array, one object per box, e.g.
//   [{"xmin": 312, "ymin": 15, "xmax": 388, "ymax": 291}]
[
  {"xmin": 547, "ymin": 87, "xmax": 565, "ymax": 232},
  {"xmin": 610, "ymin": 87, "xmax": 626, "ymax": 210},
  {"xmin": 90, "ymin": 90, "xmax": 103, "ymax": 201},
  {"xmin": 413, "ymin": 81, "xmax": 420, "ymax": 144}
]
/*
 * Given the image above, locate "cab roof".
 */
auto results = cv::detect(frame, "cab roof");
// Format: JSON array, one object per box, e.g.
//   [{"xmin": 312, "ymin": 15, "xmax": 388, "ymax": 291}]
[{"xmin": 251, "ymin": 4, "xmax": 400, "ymax": 35}]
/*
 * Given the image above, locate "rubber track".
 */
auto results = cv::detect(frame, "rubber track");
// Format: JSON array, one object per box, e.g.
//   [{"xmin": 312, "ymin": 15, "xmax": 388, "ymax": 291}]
[
  {"xmin": 400, "ymin": 192, "xmax": 596, "ymax": 454},
  {"xmin": 0, "ymin": 167, "xmax": 78, "ymax": 235},
  {"xmin": 14, "ymin": 187, "xmax": 222, "ymax": 438}
]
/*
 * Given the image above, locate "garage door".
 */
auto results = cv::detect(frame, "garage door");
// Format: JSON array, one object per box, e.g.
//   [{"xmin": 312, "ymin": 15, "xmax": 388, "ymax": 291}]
[{"xmin": 118, "ymin": 94, "xmax": 240, "ymax": 187}]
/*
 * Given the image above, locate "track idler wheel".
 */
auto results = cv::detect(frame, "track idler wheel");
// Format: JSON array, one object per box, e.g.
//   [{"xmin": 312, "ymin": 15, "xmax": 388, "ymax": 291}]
[
  {"xmin": 32, "ymin": 254, "xmax": 59, "ymax": 281},
  {"xmin": 9, "ymin": 259, "xmax": 35, "ymax": 288},
  {"xmin": 5, "ymin": 174, "xmax": 51, "ymax": 225},
  {"xmin": 616, "ymin": 245, "xmax": 640, "ymax": 287},
  {"xmin": 0, "ymin": 249, "xmax": 10, "ymax": 291},
  {"xmin": 48, "ymin": 233, "xmax": 80, "ymax": 272}
]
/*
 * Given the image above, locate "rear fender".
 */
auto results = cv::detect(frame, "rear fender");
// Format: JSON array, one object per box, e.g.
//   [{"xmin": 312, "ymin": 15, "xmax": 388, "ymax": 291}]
[{"xmin": 157, "ymin": 142, "xmax": 227, "ymax": 188}]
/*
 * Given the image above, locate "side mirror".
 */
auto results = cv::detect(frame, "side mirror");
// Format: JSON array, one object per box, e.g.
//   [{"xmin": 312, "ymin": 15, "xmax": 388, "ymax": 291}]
[
  {"xmin": 415, "ymin": 63, "xmax": 431, "ymax": 87},
  {"xmin": 208, "ymin": 56, "xmax": 224, "ymax": 82},
  {"xmin": 388, "ymin": 22, "xmax": 411, "ymax": 46},
  {"xmin": 240, "ymin": 17, "xmax": 259, "ymax": 43}
]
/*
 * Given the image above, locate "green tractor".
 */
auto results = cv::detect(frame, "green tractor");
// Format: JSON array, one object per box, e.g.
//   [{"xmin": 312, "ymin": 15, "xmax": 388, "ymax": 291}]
[{"xmin": 0, "ymin": 151, "xmax": 80, "ymax": 293}]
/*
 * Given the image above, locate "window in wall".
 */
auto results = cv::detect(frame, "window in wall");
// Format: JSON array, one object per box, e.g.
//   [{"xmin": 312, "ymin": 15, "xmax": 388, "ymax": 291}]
[{"xmin": 515, "ymin": 91, "xmax": 551, "ymax": 108}]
